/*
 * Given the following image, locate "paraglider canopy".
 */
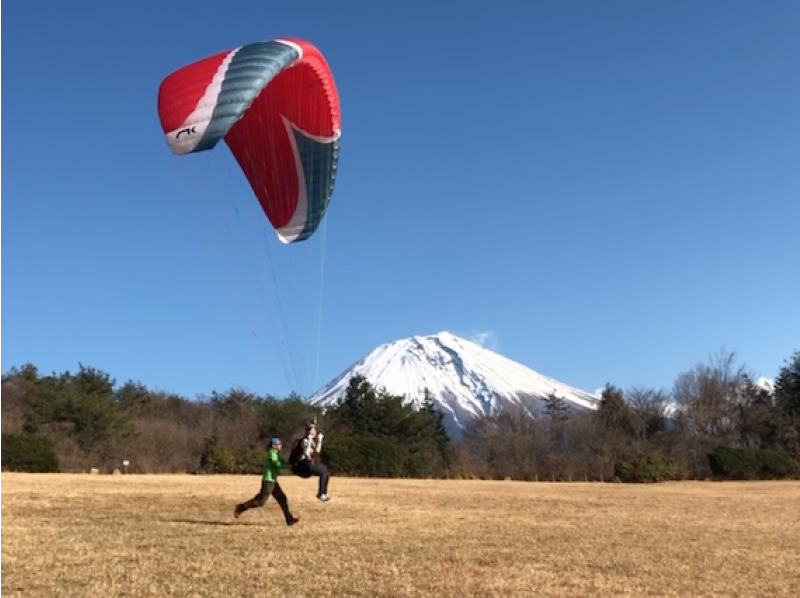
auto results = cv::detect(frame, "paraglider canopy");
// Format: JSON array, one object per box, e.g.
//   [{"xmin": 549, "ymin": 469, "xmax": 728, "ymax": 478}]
[{"xmin": 156, "ymin": 38, "xmax": 341, "ymax": 244}]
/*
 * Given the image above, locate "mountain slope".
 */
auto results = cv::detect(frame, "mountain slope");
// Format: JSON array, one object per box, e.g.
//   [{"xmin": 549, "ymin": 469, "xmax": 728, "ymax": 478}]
[{"xmin": 308, "ymin": 331, "xmax": 600, "ymax": 432}]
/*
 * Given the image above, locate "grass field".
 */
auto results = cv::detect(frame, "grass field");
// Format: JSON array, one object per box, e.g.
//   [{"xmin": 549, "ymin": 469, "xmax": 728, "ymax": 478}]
[{"xmin": 2, "ymin": 473, "xmax": 799, "ymax": 597}]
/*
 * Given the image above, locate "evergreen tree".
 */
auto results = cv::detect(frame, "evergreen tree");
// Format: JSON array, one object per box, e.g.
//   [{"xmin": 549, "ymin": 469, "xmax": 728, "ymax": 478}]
[
  {"xmin": 544, "ymin": 391, "xmax": 572, "ymax": 455},
  {"xmin": 773, "ymin": 350, "xmax": 800, "ymax": 458},
  {"xmin": 595, "ymin": 384, "xmax": 638, "ymax": 438},
  {"xmin": 321, "ymin": 375, "xmax": 452, "ymax": 477},
  {"xmin": 24, "ymin": 366, "xmax": 130, "ymax": 453},
  {"xmin": 544, "ymin": 391, "xmax": 570, "ymax": 423},
  {"xmin": 588, "ymin": 384, "xmax": 641, "ymax": 473},
  {"xmin": 116, "ymin": 380, "xmax": 160, "ymax": 417},
  {"xmin": 258, "ymin": 393, "xmax": 322, "ymax": 443},
  {"xmin": 422, "ymin": 387, "xmax": 452, "ymax": 469},
  {"xmin": 775, "ymin": 351, "xmax": 800, "ymax": 417},
  {"xmin": 733, "ymin": 376, "xmax": 779, "ymax": 449}
]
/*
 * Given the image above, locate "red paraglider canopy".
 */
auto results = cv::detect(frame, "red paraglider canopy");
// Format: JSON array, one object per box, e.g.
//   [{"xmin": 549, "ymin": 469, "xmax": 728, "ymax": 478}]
[{"xmin": 157, "ymin": 38, "xmax": 341, "ymax": 243}]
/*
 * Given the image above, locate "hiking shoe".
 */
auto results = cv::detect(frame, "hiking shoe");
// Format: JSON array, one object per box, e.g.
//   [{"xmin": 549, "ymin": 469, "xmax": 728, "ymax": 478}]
[{"xmin": 317, "ymin": 494, "xmax": 331, "ymax": 502}]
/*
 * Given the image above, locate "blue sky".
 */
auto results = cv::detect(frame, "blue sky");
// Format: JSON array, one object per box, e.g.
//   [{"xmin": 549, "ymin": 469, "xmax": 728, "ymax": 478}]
[{"xmin": 4, "ymin": 0, "xmax": 799, "ymax": 400}]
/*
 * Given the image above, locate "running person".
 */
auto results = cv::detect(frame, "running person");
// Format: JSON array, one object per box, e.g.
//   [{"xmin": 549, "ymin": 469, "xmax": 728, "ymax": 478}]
[{"xmin": 234, "ymin": 436, "xmax": 300, "ymax": 525}]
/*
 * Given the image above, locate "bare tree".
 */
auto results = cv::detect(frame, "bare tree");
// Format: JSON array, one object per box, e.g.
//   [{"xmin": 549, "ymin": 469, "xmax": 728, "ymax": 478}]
[
  {"xmin": 627, "ymin": 385, "xmax": 672, "ymax": 441},
  {"xmin": 672, "ymin": 349, "xmax": 752, "ymax": 441}
]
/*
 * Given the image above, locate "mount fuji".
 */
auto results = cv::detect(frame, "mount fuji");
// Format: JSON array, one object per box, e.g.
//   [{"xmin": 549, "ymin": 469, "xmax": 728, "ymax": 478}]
[{"xmin": 308, "ymin": 331, "xmax": 601, "ymax": 433}]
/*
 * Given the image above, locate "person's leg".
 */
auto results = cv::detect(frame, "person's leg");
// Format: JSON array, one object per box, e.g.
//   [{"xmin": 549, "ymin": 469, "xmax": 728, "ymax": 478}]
[
  {"xmin": 293, "ymin": 461, "xmax": 330, "ymax": 498},
  {"xmin": 270, "ymin": 481, "xmax": 299, "ymax": 525},
  {"xmin": 234, "ymin": 480, "xmax": 269, "ymax": 517},
  {"xmin": 306, "ymin": 463, "xmax": 330, "ymax": 497}
]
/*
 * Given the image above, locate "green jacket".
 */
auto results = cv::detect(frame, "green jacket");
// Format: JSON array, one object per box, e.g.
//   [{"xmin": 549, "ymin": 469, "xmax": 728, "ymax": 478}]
[{"xmin": 262, "ymin": 447, "xmax": 290, "ymax": 482}]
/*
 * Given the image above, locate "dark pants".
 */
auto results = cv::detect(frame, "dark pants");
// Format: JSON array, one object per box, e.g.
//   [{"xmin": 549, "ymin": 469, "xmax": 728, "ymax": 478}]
[
  {"xmin": 292, "ymin": 460, "xmax": 330, "ymax": 496},
  {"xmin": 236, "ymin": 480, "xmax": 295, "ymax": 524}
]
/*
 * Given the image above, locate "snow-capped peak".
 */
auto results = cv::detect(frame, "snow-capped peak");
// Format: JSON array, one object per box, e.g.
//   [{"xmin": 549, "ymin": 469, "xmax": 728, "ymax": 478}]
[
  {"xmin": 308, "ymin": 331, "xmax": 600, "ymax": 432},
  {"xmin": 756, "ymin": 377, "xmax": 775, "ymax": 393}
]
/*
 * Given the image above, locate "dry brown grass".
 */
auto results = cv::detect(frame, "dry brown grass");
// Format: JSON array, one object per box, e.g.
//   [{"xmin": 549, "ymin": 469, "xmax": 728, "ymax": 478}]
[{"xmin": 2, "ymin": 473, "xmax": 799, "ymax": 597}]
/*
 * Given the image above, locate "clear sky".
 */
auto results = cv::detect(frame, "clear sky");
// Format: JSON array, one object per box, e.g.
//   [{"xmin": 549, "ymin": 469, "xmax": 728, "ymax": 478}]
[{"xmin": 3, "ymin": 0, "xmax": 799, "ymax": 400}]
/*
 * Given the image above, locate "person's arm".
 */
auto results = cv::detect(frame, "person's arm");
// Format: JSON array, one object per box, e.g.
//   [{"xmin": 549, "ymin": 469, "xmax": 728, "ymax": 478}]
[
  {"xmin": 301, "ymin": 437, "xmax": 315, "ymax": 460},
  {"xmin": 268, "ymin": 449, "xmax": 291, "ymax": 470}
]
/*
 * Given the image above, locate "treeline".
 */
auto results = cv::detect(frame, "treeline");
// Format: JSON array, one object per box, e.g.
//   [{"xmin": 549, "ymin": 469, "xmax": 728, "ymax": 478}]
[
  {"xmin": 1, "ymin": 364, "xmax": 322, "ymax": 474},
  {"xmin": 455, "ymin": 350, "xmax": 800, "ymax": 482},
  {"xmin": 2, "ymin": 348, "xmax": 799, "ymax": 482},
  {"xmin": 0, "ymin": 364, "xmax": 449, "ymax": 478}
]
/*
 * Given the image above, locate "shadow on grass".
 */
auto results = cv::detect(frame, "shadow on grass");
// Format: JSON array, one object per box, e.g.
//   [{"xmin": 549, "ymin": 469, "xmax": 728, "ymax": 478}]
[{"xmin": 167, "ymin": 517, "xmax": 269, "ymax": 527}]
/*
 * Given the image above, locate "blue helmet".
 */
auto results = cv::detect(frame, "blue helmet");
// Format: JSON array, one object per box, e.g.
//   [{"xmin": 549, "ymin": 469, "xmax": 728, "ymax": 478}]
[{"xmin": 269, "ymin": 436, "xmax": 281, "ymax": 447}]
